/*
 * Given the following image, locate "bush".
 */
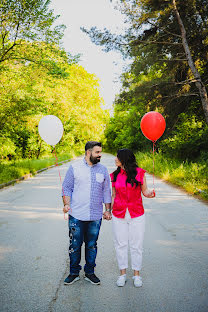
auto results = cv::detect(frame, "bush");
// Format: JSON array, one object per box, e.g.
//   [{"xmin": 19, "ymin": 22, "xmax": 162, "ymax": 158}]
[
  {"xmin": 160, "ymin": 113, "xmax": 208, "ymax": 161},
  {"xmin": 136, "ymin": 151, "xmax": 208, "ymax": 201},
  {"xmin": 0, "ymin": 152, "xmax": 73, "ymax": 185}
]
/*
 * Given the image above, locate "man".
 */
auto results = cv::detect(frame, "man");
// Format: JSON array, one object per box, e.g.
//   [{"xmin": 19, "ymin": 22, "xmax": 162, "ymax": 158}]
[{"xmin": 62, "ymin": 141, "xmax": 112, "ymax": 285}]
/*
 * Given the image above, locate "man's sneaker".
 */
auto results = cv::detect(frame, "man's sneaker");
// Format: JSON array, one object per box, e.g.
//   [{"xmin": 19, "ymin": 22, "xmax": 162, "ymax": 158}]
[
  {"xmin": 116, "ymin": 274, "xmax": 126, "ymax": 287},
  {"xmin": 84, "ymin": 273, "xmax": 100, "ymax": 285},
  {"xmin": 132, "ymin": 275, "xmax": 142, "ymax": 287},
  {"xmin": 64, "ymin": 274, "xmax": 80, "ymax": 285}
]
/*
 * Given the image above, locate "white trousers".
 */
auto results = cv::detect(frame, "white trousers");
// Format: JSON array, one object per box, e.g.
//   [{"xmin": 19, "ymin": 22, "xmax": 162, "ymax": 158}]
[{"xmin": 112, "ymin": 210, "xmax": 145, "ymax": 271}]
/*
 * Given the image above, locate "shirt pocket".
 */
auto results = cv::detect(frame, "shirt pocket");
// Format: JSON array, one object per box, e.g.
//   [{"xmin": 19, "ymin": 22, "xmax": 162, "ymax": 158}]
[{"xmin": 96, "ymin": 173, "xmax": 104, "ymax": 183}]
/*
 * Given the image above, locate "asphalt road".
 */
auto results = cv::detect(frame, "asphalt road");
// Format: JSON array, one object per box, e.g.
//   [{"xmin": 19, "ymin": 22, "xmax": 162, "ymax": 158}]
[{"xmin": 0, "ymin": 153, "xmax": 208, "ymax": 312}]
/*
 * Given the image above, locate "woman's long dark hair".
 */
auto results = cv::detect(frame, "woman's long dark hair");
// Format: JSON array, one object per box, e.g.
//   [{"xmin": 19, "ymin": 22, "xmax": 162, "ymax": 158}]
[{"xmin": 112, "ymin": 149, "xmax": 140, "ymax": 187}]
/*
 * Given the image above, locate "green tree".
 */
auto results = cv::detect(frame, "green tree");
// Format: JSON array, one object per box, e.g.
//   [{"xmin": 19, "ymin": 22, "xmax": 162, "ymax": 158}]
[
  {"xmin": 0, "ymin": 60, "xmax": 109, "ymax": 159},
  {"xmin": 0, "ymin": 0, "xmax": 109, "ymax": 161},
  {"xmin": 82, "ymin": 0, "xmax": 208, "ymax": 123},
  {"xmin": 82, "ymin": 0, "xmax": 208, "ymax": 158},
  {"xmin": 0, "ymin": 0, "xmax": 65, "ymax": 61}
]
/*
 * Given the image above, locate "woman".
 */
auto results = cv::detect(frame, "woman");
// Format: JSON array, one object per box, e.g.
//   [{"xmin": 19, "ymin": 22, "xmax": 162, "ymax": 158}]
[{"xmin": 110, "ymin": 149, "xmax": 155, "ymax": 287}]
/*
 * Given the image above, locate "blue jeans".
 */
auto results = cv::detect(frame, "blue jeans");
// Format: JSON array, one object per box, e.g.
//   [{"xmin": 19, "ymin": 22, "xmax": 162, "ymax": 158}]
[{"xmin": 68, "ymin": 215, "xmax": 102, "ymax": 275}]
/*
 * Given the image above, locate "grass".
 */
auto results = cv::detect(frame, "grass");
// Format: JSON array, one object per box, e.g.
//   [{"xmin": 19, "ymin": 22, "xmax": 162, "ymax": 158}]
[
  {"xmin": 1, "ymin": 150, "xmax": 208, "ymax": 203},
  {"xmin": 0, "ymin": 152, "xmax": 74, "ymax": 185},
  {"xmin": 136, "ymin": 151, "xmax": 208, "ymax": 202}
]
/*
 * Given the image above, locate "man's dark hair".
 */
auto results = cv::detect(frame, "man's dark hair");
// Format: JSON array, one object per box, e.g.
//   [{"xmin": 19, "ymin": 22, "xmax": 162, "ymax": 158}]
[{"xmin": 85, "ymin": 141, "xmax": 102, "ymax": 151}]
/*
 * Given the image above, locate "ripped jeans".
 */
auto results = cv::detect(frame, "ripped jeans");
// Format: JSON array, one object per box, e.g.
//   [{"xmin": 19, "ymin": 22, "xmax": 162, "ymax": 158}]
[{"xmin": 68, "ymin": 215, "xmax": 102, "ymax": 275}]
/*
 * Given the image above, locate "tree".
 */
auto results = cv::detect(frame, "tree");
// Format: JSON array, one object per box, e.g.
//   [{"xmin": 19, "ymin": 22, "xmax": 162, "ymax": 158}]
[
  {"xmin": 172, "ymin": 0, "xmax": 208, "ymax": 123},
  {"xmin": 0, "ymin": 59, "xmax": 109, "ymax": 159},
  {"xmin": 0, "ymin": 0, "xmax": 65, "ymax": 63},
  {"xmin": 82, "ymin": 0, "xmax": 208, "ymax": 123},
  {"xmin": 0, "ymin": 0, "xmax": 76, "ymax": 77}
]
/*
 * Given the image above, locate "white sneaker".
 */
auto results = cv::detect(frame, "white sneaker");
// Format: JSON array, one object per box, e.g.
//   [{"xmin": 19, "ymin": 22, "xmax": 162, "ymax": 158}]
[
  {"xmin": 116, "ymin": 274, "xmax": 126, "ymax": 287},
  {"xmin": 132, "ymin": 275, "xmax": 142, "ymax": 287}
]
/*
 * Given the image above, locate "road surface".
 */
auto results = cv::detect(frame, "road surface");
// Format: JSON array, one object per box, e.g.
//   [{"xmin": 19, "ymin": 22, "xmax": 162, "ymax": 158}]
[{"xmin": 0, "ymin": 153, "xmax": 208, "ymax": 312}]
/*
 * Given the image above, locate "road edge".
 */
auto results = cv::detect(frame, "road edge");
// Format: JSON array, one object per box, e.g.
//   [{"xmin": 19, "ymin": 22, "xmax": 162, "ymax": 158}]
[{"xmin": 0, "ymin": 159, "xmax": 71, "ymax": 190}]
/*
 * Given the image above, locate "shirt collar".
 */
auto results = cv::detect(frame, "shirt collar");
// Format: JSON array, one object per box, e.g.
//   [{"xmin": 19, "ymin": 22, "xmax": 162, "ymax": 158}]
[{"xmin": 120, "ymin": 168, "xmax": 126, "ymax": 175}]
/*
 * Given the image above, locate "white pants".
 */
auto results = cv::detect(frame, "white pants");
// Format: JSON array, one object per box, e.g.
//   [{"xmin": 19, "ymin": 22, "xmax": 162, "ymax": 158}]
[{"xmin": 112, "ymin": 210, "xmax": 145, "ymax": 271}]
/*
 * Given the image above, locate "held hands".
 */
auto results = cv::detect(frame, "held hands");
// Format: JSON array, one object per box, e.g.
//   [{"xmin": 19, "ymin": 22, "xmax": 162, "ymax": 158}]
[{"xmin": 103, "ymin": 211, "xmax": 112, "ymax": 221}]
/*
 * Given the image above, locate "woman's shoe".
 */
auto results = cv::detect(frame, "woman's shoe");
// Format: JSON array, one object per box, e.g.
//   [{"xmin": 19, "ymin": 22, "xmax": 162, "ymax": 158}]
[
  {"xmin": 132, "ymin": 275, "xmax": 142, "ymax": 287},
  {"xmin": 116, "ymin": 274, "xmax": 126, "ymax": 287}
]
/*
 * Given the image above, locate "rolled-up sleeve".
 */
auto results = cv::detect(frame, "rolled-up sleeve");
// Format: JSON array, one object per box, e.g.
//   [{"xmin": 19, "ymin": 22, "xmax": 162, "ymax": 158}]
[
  {"xmin": 103, "ymin": 169, "xmax": 111, "ymax": 203},
  {"xmin": 62, "ymin": 165, "xmax": 74, "ymax": 197}
]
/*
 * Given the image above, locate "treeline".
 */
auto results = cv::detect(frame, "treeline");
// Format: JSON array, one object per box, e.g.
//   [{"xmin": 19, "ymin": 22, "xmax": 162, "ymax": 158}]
[
  {"xmin": 83, "ymin": 0, "xmax": 208, "ymax": 164},
  {"xmin": 0, "ymin": 0, "xmax": 108, "ymax": 161}
]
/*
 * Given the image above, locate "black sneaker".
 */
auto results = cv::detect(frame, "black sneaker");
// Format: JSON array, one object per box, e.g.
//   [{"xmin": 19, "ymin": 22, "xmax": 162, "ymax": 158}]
[
  {"xmin": 64, "ymin": 274, "xmax": 80, "ymax": 285},
  {"xmin": 84, "ymin": 273, "xmax": 100, "ymax": 285}
]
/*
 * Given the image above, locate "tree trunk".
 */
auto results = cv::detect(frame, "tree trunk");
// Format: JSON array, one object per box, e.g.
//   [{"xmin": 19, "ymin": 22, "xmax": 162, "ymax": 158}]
[
  {"xmin": 172, "ymin": 0, "xmax": 208, "ymax": 124},
  {"xmin": 36, "ymin": 140, "xmax": 42, "ymax": 159}
]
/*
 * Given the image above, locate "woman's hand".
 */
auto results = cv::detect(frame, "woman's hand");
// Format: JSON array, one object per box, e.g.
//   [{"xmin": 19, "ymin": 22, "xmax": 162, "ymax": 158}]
[
  {"xmin": 141, "ymin": 175, "xmax": 156, "ymax": 198},
  {"xmin": 103, "ymin": 211, "xmax": 112, "ymax": 220},
  {"xmin": 148, "ymin": 189, "xmax": 155, "ymax": 198},
  {"xmin": 143, "ymin": 189, "xmax": 155, "ymax": 198}
]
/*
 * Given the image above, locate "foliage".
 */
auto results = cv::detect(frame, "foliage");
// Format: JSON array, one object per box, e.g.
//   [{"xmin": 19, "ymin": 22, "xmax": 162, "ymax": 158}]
[
  {"xmin": 136, "ymin": 151, "xmax": 208, "ymax": 201},
  {"xmin": 0, "ymin": 152, "xmax": 74, "ymax": 185},
  {"xmin": 160, "ymin": 112, "xmax": 208, "ymax": 160},
  {"xmin": 0, "ymin": 59, "xmax": 109, "ymax": 160},
  {"xmin": 83, "ymin": 0, "xmax": 208, "ymax": 161},
  {"xmin": 0, "ymin": 0, "xmax": 109, "ymax": 161},
  {"xmin": 104, "ymin": 104, "xmax": 151, "ymax": 152},
  {"xmin": 0, "ymin": 0, "xmax": 66, "ymax": 63}
]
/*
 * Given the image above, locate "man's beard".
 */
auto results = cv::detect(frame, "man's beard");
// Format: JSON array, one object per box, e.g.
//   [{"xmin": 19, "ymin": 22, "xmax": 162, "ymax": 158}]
[{"xmin": 90, "ymin": 154, "xmax": 101, "ymax": 164}]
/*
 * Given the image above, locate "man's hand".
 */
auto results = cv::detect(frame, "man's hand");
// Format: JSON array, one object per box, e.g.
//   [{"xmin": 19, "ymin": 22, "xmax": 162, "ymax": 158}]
[
  {"xmin": 63, "ymin": 204, "xmax": 70, "ymax": 213},
  {"xmin": 103, "ymin": 211, "xmax": 112, "ymax": 220}
]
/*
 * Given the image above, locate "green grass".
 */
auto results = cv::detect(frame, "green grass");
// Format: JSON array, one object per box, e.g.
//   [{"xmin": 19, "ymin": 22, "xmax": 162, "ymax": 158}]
[
  {"xmin": 136, "ymin": 152, "xmax": 208, "ymax": 201},
  {"xmin": 1, "ymin": 151, "xmax": 208, "ymax": 202},
  {"xmin": 0, "ymin": 152, "xmax": 74, "ymax": 185}
]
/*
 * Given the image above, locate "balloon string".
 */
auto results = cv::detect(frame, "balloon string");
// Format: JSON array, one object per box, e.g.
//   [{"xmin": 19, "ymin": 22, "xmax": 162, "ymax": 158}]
[
  {"xmin": 152, "ymin": 141, "xmax": 156, "ymax": 192},
  {"xmin": 52, "ymin": 148, "xmax": 71, "ymax": 220}
]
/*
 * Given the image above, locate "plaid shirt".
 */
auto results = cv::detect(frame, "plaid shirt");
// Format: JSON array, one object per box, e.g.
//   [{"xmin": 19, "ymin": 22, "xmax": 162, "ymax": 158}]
[{"xmin": 62, "ymin": 158, "xmax": 111, "ymax": 221}]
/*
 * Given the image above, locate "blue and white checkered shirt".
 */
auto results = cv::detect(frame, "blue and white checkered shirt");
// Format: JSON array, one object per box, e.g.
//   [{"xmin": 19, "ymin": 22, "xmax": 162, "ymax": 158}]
[{"xmin": 62, "ymin": 158, "xmax": 111, "ymax": 221}]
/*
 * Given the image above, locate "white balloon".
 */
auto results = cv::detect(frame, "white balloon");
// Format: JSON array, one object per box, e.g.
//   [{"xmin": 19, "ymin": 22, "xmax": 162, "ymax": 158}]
[{"xmin": 38, "ymin": 115, "xmax": 64, "ymax": 146}]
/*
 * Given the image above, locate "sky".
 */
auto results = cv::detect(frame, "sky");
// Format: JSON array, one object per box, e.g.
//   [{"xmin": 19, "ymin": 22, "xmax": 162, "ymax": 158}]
[{"xmin": 49, "ymin": 0, "xmax": 127, "ymax": 111}]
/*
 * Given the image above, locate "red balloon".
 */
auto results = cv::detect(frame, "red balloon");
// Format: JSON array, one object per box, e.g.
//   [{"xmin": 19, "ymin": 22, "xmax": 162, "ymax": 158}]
[{"xmin": 140, "ymin": 111, "xmax": 166, "ymax": 142}]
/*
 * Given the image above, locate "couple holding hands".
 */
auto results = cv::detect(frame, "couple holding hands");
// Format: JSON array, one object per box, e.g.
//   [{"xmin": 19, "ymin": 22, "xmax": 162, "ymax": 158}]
[{"xmin": 62, "ymin": 141, "xmax": 155, "ymax": 288}]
